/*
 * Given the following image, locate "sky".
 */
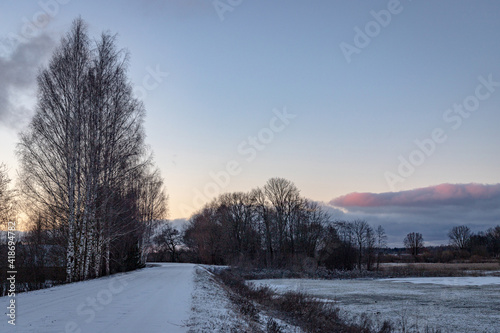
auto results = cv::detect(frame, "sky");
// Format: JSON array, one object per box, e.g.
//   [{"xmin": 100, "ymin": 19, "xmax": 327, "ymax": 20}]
[{"xmin": 0, "ymin": 0, "xmax": 499, "ymax": 245}]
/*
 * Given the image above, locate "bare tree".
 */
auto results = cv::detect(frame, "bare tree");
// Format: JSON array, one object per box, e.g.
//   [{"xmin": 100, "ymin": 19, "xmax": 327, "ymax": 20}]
[
  {"xmin": 17, "ymin": 19, "xmax": 92, "ymax": 282},
  {"xmin": 294, "ymin": 200, "xmax": 328, "ymax": 258},
  {"xmin": 335, "ymin": 220, "xmax": 353, "ymax": 245},
  {"xmin": 153, "ymin": 222, "xmax": 181, "ymax": 262},
  {"xmin": 251, "ymin": 187, "xmax": 274, "ymax": 266},
  {"xmin": 365, "ymin": 226, "xmax": 376, "ymax": 270},
  {"xmin": 218, "ymin": 192, "xmax": 259, "ymax": 263},
  {"xmin": 17, "ymin": 18, "xmax": 166, "ymax": 282},
  {"xmin": 317, "ymin": 224, "xmax": 342, "ymax": 269},
  {"xmin": 448, "ymin": 225, "xmax": 472, "ymax": 250},
  {"xmin": 351, "ymin": 220, "xmax": 373, "ymax": 270},
  {"xmin": 0, "ymin": 164, "xmax": 16, "ymax": 231},
  {"xmin": 375, "ymin": 225, "xmax": 387, "ymax": 271},
  {"xmin": 486, "ymin": 226, "xmax": 500, "ymax": 257},
  {"xmin": 332, "ymin": 220, "xmax": 357, "ymax": 270},
  {"xmin": 135, "ymin": 167, "xmax": 168, "ymax": 264},
  {"xmin": 404, "ymin": 232, "xmax": 424, "ymax": 258},
  {"xmin": 183, "ymin": 204, "xmax": 224, "ymax": 265},
  {"xmin": 263, "ymin": 177, "xmax": 302, "ymax": 264},
  {"xmin": 182, "ymin": 179, "xmax": 332, "ymax": 268}
]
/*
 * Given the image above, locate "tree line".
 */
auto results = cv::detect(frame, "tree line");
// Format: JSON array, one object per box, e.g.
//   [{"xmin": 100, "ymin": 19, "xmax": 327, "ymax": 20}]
[
  {"xmin": 154, "ymin": 178, "xmax": 500, "ymax": 270},
  {"xmin": 176, "ymin": 177, "xmax": 388, "ymax": 271},
  {"xmin": 447, "ymin": 225, "xmax": 500, "ymax": 259},
  {"xmin": 1, "ymin": 18, "xmax": 167, "ymax": 286},
  {"xmin": 400, "ymin": 225, "xmax": 500, "ymax": 262}
]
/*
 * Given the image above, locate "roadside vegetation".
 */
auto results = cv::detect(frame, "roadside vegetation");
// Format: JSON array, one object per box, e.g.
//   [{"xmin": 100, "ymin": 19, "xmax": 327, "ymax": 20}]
[{"xmin": 216, "ymin": 268, "xmax": 394, "ymax": 333}]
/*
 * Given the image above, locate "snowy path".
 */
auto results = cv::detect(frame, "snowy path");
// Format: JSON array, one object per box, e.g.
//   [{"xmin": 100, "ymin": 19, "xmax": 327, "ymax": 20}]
[{"xmin": 1, "ymin": 263, "xmax": 196, "ymax": 333}]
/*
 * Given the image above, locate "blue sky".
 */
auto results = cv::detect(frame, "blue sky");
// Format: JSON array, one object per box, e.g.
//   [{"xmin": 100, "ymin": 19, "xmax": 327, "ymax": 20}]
[{"xmin": 1, "ymin": 1, "xmax": 499, "ymax": 244}]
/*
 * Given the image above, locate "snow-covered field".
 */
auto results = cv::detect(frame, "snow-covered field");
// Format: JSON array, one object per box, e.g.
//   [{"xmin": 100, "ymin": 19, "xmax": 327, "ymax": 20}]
[
  {"xmin": 250, "ymin": 276, "xmax": 500, "ymax": 333},
  {"xmin": 6, "ymin": 264, "xmax": 498, "ymax": 333},
  {"xmin": 382, "ymin": 276, "xmax": 500, "ymax": 286}
]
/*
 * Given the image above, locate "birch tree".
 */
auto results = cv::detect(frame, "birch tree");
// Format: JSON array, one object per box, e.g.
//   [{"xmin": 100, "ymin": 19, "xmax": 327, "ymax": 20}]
[
  {"xmin": 0, "ymin": 164, "xmax": 16, "ymax": 231},
  {"xmin": 18, "ymin": 19, "xmax": 90, "ymax": 281},
  {"xmin": 18, "ymin": 18, "xmax": 167, "ymax": 282}
]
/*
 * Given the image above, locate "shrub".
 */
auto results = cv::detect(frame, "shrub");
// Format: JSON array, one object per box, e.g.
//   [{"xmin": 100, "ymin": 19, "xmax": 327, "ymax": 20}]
[{"xmin": 266, "ymin": 318, "xmax": 284, "ymax": 333}]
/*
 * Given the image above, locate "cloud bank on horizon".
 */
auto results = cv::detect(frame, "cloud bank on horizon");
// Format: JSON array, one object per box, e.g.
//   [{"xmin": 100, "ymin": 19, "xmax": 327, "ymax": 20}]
[
  {"xmin": 331, "ymin": 183, "xmax": 500, "ymax": 208},
  {"xmin": 327, "ymin": 183, "xmax": 500, "ymax": 246}
]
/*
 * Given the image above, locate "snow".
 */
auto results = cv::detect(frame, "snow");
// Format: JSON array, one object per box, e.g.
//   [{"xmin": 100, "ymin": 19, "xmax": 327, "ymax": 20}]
[
  {"xmin": 189, "ymin": 266, "xmax": 303, "ymax": 332},
  {"xmin": 12, "ymin": 264, "xmax": 496, "ymax": 332},
  {"xmin": 1, "ymin": 263, "xmax": 196, "ymax": 333},
  {"xmin": 2, "ymin": 263, "xmax": 285, "ymax": 333},
  {"xmin": 382, "ymin": 276, "xmax": 500, "ymax": 286},
  {"xmin": 188, "ymin": 266, "xmax": 254, "ymax": 332},
  {"xmin": 251, "ymin": 277, "xmax": 500, "ymax": 333}
]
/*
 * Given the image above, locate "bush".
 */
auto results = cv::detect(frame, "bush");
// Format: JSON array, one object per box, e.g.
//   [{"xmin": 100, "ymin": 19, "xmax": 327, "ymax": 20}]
[
  {"xmin": 238, "ymin": 298, "xmax": 259, "ymax": 321},
  {"xmin": 439, "ymin": 250, "xmax": 454, "ymax": 263},
  {"xmin": 266, "ymin": 318, "xmax": 284, "ymax": 333}
]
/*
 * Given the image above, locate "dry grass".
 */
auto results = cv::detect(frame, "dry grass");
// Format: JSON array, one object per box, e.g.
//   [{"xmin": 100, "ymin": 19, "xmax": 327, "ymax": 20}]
[
  {"xmin": 380, "ymin": 261, "xmax": 500, "ymax": 277},
  {"xmin": 216, "ymin": 268, "xmax": 394, "ymax": 333},
  {"xmin": 406, "ymin": 262, "xmax": 500, "ymax": 271},
  {"xmin": 232, "ymin": 261, "xmax": 500, "ymax": 281}
]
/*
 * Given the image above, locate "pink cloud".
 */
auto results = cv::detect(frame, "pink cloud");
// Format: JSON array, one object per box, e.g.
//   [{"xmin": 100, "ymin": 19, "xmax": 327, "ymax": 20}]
[{"xmin": 330, "ymin": 183, "xmax": 500, "ymax": 208}]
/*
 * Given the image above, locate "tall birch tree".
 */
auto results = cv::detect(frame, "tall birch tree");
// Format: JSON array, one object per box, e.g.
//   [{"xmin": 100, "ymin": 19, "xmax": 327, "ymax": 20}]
[{"xmin": 18, "ymin": 18, "xmax": 167, "ymax": 282}]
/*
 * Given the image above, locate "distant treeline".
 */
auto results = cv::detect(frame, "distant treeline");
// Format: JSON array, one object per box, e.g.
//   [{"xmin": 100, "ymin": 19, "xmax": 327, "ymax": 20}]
[
  {"xmin": 445, "ymin": 224, "xmax": 500, "ymax": 260},
  {"xmin": 175, "ymin": 177, "xmax": 388, "ymax": 271},
  {"xmin": 155, "ymin": 178, "xmax": 500, "ymax": 270}
]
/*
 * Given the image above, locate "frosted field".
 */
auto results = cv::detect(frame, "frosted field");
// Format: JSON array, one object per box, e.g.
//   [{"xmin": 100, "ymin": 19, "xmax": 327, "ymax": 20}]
[
  {"xmin": 3, "ymin": 265, "xmax": 499, "ymax": 332},
  {"xmin": 251, "ymin": 276, "xmax": 500, "ymax": 333}
]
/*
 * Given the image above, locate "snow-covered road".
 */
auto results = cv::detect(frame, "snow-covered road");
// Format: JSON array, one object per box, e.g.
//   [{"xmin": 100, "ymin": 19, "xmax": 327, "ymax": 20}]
[{"xmin": 1, "ymin": 263, "xmax": 196, "ymax": 333}]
